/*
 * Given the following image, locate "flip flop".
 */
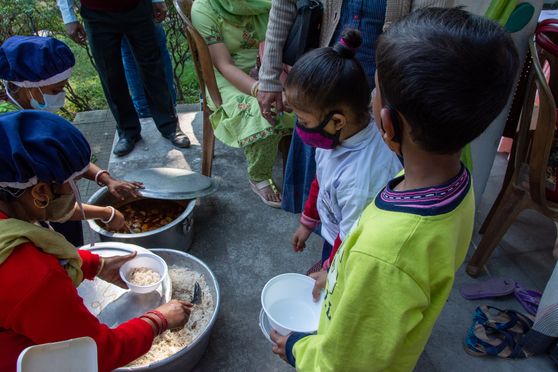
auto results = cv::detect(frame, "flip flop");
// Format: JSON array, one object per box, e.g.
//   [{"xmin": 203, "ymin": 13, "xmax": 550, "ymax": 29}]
[
  {"xmin": 473, "ymin": 305, "xmax": 533, "ymax": 335},
  {"xmin": 249, "ymin": 179, "xmax": 281, "ymax": 208},
  {"xmin": 514, "ymin": 282, "xmax": 542, "ymax": 316},
  {"xmin": 460, "ymin": 278, "xmax": 516, "ymax": 300},
  {"xmin": 465, "ymin": 322, "xmax": 527, "ymax": 359}
]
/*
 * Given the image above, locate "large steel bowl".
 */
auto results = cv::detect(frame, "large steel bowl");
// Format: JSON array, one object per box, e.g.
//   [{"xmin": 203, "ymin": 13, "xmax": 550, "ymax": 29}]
[
  {"xmin": 116, "ymin": 249, "xmax": 220, "ymax": 371},
  {"xmin": 87, "ymin": 187, "xmax": 195, "ymax": 251}
]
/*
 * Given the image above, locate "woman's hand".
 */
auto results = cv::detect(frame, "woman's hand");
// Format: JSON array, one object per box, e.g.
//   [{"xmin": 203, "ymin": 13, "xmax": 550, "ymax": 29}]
[
  {"xmin": 97, "ymin": 252, "xmax": 137, "ymax": 288},
  {"xmin": 257, "ymin": 91, "xmax": 284, "ymax": 124},
  {"xmin": 155, "ymin": 300, "xmax": 193, "ymax": 329},
  {"xmin": 105, "ymin": 178, "xmax": 144, "ymax": 200},
  {"xmin": 270, "ymin": 330, "xmax": 289, "ymax": 361},
  {"xmin": 292, "ymin": 224, "xmax": 312, "ymax": 252},
  {"xmin": 104, "ymin": 208, "xmax": 126, "ymax": 231},
  {"xmin": 309, "ymin": 270, "xmax": 327, "ymax": 301}
]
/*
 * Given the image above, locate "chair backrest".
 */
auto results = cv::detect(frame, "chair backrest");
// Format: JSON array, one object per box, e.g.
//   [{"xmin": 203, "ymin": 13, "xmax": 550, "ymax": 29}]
[
  {"xmin": 525, "ymin": 39, "xmax": 558, "ymax": 212},
  {"xmin": 174, "ymin": 0, "xmax": 222, "ymax": 108},
  {"xmin": 17, "ymin": 337, "xmax": 98, "ymax": 372}
]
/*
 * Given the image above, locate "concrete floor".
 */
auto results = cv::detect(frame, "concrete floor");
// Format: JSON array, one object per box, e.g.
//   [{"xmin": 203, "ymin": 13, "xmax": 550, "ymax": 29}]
[{"xmin": 73, "ymin": 106, "xmax": 557, "ymax": 371}]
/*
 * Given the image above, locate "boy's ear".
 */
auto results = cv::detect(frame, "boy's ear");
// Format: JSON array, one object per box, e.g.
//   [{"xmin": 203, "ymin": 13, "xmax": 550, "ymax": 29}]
[
  {"xmin": 331, "ymin": 113, "xmax": 347, "ymax": 131},
  {"xmin": 379, "ymin": 107, "xmax": 402, "ymax": 155}
]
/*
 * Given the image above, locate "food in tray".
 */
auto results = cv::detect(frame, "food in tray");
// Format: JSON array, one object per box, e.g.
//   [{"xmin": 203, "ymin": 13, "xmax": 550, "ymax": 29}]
[
  {"xmin": 128, "ymin": 266, "xmax": 215, "ymax": 367},
  {"xmin": 127, "ymin": 267, "xmax": 161, "ymax": 286},
  {"xmin": 100, "ymin": 199, "xmax": 185, "ymax": 233}
]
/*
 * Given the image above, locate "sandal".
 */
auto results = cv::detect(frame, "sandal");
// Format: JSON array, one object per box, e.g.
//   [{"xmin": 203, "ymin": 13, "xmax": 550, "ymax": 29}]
[
  {"xmin": 514, "ymin": 282, "xmax": 542, "ymax": 316},
  {"xmin": 473, "ymin": 305, "xmax": 533, "ymax": 335},
  {"xmin": 249, "ymin": 179, "xmax": 281, "ymax": 208},
  {"xmin": 459, "ymin": 278, "xmax": 516, "ymax": 300},
  {"xmin": 465, "ymin": 322, "xmax": 528, "ymax": 358}
]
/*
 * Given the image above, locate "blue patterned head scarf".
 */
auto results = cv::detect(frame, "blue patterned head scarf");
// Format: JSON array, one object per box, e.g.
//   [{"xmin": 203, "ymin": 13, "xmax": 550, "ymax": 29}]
[
  {"xmin": 0, "ymin": 111, "xmax": 90, "ymax": 194},
  {"xmin": 0, "ymin": 36, "xmax": 75, "ymax": 87}
]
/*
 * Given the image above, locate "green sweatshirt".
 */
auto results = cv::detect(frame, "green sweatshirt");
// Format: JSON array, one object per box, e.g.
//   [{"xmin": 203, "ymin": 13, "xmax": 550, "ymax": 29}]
[{"xmin": 288, "ymin": 167, "xmax": 474, "ymax": 371}]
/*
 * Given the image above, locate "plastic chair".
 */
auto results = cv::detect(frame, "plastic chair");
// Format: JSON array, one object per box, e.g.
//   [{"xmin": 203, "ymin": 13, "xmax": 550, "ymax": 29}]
[
  {"xmin": 17, "ymin": 337, "xmax": 98, "ymax": 372},
  {"xmin": 173, "ymin": 0, "xmax": 291, "ymax": 177},
  {"xmin": 466, "ymin": 38, "xmax": 558, "ymax": 277}
]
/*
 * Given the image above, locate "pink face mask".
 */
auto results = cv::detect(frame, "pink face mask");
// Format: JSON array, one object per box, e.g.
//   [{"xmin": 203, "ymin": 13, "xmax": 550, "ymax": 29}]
[{"xmin": 295, "ymin": 112, "xmax": 340, "ymax": 149}]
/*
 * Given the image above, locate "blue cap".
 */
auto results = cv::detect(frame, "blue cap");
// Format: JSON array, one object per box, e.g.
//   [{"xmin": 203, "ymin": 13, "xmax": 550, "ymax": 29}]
[
  {"xmin": 0, "ymin": 111, "xmax": 90, "ymax": 190},
  {"xmin": 0, "ymin": 36, "xmax": 75, "ymax": 88}
]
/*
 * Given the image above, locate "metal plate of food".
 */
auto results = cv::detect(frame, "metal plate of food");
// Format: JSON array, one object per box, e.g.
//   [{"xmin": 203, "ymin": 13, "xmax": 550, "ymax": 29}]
[{"xmin": 77, "ymin": 242, "xmax": 172, "ymax": 328}]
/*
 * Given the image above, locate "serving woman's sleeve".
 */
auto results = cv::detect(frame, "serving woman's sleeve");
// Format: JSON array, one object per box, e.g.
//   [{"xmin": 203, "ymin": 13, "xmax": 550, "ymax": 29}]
[
  {"xmin": 78, "ymin": 249, "xmax": 101, "ymax": 280},
  {"xmin": 8, "ymin": 267, "xmax": 154, "ymax": 372},
  {"xmin": 258, "ymin": 0, "xmax": 297, "ymax": 92}
]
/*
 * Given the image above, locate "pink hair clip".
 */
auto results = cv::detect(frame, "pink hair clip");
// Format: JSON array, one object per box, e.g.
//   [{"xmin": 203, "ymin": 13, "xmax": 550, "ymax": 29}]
[{"xmin": 339, "ymin": 38, "xmax": 357, "ymax": 53}]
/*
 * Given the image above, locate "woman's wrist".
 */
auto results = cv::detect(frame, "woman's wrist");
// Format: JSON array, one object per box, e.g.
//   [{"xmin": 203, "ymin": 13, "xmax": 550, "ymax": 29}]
[
  {"xmin": 95, "ymin": 169, "xmax": 111, "ymax": 186},
  {"xmin": 140, "ymin": 316, "xmax": 160, "ymax": 337},
  {"xmin": 100, "ymin": 206, "xmax": 116, "ymax": 224},
  {"xmin": 250, "ymin": 81, "xmax": 260, "ymax": 97},
  {"xmin": 96, "ymin": 257, "xmax": 105, "ymax": 276}
]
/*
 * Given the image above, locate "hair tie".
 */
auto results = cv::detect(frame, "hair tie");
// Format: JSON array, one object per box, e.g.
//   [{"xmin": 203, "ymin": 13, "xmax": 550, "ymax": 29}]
[{"xmin": 339, "ymin": 38, "xmax": 357, "ymax": 53}]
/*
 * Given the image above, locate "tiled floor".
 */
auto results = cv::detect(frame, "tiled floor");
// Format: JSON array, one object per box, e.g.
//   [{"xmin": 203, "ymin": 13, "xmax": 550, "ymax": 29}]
[{"xmin": 73, "ymin": 108, "xmax": 558, "ymax": 371}]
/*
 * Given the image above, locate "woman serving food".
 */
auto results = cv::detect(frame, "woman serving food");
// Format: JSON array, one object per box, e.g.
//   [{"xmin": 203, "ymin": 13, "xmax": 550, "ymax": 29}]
[{"xmin": 0, "ymin": 110, "xmax": 192, "ymax": 372}]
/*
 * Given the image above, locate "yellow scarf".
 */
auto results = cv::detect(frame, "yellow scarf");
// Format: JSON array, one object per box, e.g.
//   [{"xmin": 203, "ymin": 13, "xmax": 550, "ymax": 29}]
[{"xmin": 0, "ymin": 218, "xmax": 83, "ymax": 286}]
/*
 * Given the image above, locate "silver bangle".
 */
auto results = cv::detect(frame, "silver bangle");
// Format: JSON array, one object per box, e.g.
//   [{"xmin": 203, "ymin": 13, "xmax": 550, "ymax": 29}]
[
  {"xmin": 95, "ymin": 170, "xmax": 110, "ymax": 186},
  {"xmin": 100, "ymin": 206, "xmax": 116, "ymax": 224}
]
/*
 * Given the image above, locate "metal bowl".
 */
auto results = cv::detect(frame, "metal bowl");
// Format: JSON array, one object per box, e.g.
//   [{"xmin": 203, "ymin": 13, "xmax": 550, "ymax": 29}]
[
  {"xmin": 87, "ymin": 188, "xmax": 195, "ymax": 251},
  {"xmin": 116, "ymin": 249, "xmax": 220, "ymax": 372}
]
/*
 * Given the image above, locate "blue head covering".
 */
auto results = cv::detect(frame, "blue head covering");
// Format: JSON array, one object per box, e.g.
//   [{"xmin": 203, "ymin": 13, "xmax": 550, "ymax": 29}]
[
  {"xmin": 0, "ymin": 36, "xmax": 75, "ymax": 88},
  {"xmin": 0, "ymin": 111, "xmax": 90, "ymax": 192}
]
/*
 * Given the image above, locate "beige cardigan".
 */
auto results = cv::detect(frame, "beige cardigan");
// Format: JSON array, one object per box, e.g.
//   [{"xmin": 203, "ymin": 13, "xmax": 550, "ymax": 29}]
[{"xmin": 259, "ymin": 0, "xmax": 455, "ymax": 92}]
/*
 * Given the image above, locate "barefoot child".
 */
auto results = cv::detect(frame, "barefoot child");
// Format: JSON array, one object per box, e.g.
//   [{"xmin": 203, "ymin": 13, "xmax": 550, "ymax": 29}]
[
  {"xmin": 285, "ymin": 30, "xmax": 401, "ymax": 269},
  {"xmin": 271, "ymin": 7, "xmax": 519, "ymax": 371}
]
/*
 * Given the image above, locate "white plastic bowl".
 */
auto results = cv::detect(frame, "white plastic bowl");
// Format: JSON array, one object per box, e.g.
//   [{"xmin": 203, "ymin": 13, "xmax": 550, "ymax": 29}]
[
  {"xmin": 119, "ymin": 253, "xmax": 168, "ymax": 294},
  {"xmin": 261, "ymin": 273, "xmax": 324, "ymax": 336}
]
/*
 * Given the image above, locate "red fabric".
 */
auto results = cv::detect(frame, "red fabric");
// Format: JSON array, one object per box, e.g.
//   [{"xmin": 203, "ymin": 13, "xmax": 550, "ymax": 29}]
[
  {"xmin": 0, "ymin": 215, "xmax": 153, "ymax": 372},
  {"xmin": 324, "ymin": 235, "xmax": 343, "ymax": 269},
  {"xmin": 79, "ymin": 249, "xmax": 101, "ymax": 280},
  {"xmin": 81, "ymin": 0, "xmax": 140, "ymax": 12},
  {"xmin": 304, "ymin": 177, "xmax": 320, "ymax": 221}
]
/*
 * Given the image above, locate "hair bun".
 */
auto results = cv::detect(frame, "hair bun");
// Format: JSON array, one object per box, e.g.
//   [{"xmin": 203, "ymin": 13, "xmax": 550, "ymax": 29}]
[{"xmin": 333, "ymin": 29, "xmax": 362, "ymax": 58}]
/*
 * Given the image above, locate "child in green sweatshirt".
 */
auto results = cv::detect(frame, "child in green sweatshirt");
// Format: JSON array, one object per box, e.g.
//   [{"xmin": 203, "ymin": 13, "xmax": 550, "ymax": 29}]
[{"xmin": 270, "ymin": 7, "xmax": 520, "ymax": 371}]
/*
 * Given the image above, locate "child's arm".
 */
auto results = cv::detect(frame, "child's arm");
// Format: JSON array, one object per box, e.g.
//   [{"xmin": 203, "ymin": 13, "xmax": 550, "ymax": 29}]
[
  {"xmin": 292, "ymin": 177, "xmax": 320, "ymax": 251},
  {"xmin": 300, "ymin": 177, "xmax": 320, "ymax": 228},
  {"xmin": 287, "ymin": 252, "xmax": 429, "ymax": 371}
]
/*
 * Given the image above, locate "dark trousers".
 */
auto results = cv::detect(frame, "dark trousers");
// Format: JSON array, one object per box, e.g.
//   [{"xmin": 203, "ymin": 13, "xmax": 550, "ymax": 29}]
[
  {"xmin": 81, "ymin": 0, "xmax": 178, "ymax": 140},
  {"xmin": 321, "ymin": 240, "xmax": 333, "ymax": 266},
  {"xmin": 41, "ymin": 221, "xmax": 84, "ymax": 247}
]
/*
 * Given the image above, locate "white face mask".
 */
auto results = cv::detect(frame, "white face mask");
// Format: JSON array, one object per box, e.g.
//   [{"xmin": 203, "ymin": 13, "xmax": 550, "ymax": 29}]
[{"xmin": 30, "ymin": 89, "xmax": 66, "ymax": 113}]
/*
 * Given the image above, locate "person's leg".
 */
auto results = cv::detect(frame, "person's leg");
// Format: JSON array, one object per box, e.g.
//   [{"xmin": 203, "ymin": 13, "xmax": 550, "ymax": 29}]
[
  {"xmin": 281, "ymin": 127, "xmax": 316, "ymax": 213},
  {"xmin": 122, "ymin": 0, "xmax": 178, "ymax": 137},
  {"xmin": 155, "ymin": 23, "xmax": 177, "ymax": 107},
  {"xmin": 244, "ymin": 134, "xmax": 281, "ymax": 202},
  {"xmin": 80, "ymin": 6, "xmax": 141, "ymax": 141},
  {"xmin": 121, "ymin": 36, "xmax": 151, "ymax": 118}
]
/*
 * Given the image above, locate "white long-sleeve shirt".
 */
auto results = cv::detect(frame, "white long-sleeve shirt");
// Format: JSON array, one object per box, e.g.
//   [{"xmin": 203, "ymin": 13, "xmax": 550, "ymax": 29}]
[{"xmin": 316, "ymin": 121, "xmax": 402, "ymax": 244}]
